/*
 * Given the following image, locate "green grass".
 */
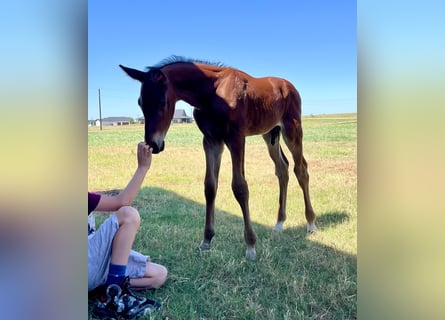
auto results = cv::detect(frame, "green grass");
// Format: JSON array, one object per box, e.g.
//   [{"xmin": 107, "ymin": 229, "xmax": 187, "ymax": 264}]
[{"xmin": 88, "ymin": 113, "xmax": 357, "ymax": 319}]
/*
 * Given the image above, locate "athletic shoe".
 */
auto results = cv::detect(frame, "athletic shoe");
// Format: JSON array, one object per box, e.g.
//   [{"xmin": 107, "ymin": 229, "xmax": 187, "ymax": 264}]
[{"xmin": 91, "ymin": 277, "xmax": 161, "ymax": 319}]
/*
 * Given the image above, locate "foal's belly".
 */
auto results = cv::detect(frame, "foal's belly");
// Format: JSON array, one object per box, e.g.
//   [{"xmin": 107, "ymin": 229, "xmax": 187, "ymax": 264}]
[
  {"xmin": 244, "ymin": 110, "xmax": 282, "ymax": 136},
  {"xmin": 245, "ymin": 120, "xmax": 281, "ymax": 136}
]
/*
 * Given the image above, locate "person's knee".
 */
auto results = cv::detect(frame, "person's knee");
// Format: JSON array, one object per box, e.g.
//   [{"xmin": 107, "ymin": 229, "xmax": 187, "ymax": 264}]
[
  {"xmin": 116, "ymin": 206, "xmax": 140, "ymax": 228},
  {"xmin": 159, "ymin": 265, "xmax": 168, "ymax": 285},
  {"xmin": 150, "ymin": 263, "xmax": 168, "ymax": 289}
]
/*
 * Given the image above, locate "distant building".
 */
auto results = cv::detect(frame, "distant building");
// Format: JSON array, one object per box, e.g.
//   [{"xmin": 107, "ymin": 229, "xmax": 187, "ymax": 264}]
[
  {"xmin": 127, "ymin": 110, "xmax": 192, "ymax": 125},
  {"xmin": 95, "ymin": 117, "xmax": 132, "ymax": 126},
  {"xmin": 172, "ymin": 109, "xmax": 193, "ymax": 123},
  {"xmin": 136, "ymin": 117, "xmax": 145, "ymax": 124}
]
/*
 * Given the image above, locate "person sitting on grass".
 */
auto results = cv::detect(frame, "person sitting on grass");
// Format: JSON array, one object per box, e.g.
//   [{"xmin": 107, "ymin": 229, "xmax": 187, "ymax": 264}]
[{"xmin": 88, "ymin": 142, "xmax": 168, "ymax": 319}]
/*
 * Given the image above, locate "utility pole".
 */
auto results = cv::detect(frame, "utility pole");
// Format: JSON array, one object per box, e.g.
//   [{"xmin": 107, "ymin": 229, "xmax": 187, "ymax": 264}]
[{"xmin": 98, "ymin": 88, "xmax": 102, "ymax": 131}]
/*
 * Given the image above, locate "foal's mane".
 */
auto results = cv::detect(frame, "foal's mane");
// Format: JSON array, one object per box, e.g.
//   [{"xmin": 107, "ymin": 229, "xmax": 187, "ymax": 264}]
[{"xmin": 146, "ymin": 55, "xmax": 227, "ymax": 71}]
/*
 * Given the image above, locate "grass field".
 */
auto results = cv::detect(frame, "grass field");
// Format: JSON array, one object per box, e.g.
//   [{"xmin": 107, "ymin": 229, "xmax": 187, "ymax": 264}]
[{"xmin": 88, "ymin": 113, "xmax": 357, "ymax": 319}]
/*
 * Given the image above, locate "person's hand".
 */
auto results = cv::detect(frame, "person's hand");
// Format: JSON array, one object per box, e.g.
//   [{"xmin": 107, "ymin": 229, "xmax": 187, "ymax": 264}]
[{"xmin": 137, "ymin": 142, "xmax": 153, "ymax": 170}]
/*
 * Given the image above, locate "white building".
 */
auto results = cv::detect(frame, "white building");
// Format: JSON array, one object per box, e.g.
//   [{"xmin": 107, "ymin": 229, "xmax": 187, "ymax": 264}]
[{"xmin": 95, "ymin": 117, "xmax": 132, "ymax": 126}]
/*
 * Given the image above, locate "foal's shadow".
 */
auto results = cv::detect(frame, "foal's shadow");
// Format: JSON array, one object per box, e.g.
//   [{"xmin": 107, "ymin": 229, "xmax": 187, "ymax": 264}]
[
  {"xmin": 315, "ymin": 211, "xmax": 351, "ymax": 228},
  {"xmin": 89, "ymin": 187, "xmax": 356, "ymax": 319}
]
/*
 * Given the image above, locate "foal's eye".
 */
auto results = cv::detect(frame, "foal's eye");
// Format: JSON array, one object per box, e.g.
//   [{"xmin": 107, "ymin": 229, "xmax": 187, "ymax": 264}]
[{"xmin": 159, "ymin": 97, "xmax": 166, "ymax": 107}]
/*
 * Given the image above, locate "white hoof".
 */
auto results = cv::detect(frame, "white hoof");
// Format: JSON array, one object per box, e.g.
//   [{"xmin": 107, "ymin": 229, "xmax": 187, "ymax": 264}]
[
  {"xmin": 245, "ymin": 247, "xmax": 257, "ymax": 261},
  {"xmin": 273, "ymin": 221, "xmax": 284, "ymax": 232},
  {"xmin": 198, "ymin": 241, "xmax": 211, "ymax": 251},
  {"xmin": 307, "ymin": 223, "xmax": 317, "ymax": 234}
]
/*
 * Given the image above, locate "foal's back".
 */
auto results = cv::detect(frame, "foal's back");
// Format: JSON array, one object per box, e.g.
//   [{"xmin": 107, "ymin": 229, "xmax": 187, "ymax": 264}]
[{"xmin": 200, "ymin": 64, "xmax": 300, "ymax": 136}]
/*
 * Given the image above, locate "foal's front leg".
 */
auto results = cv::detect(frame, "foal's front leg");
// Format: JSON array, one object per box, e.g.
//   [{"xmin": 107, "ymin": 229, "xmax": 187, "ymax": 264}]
[{"xmin": 199, "ymin": 138, "xmax": 224, "ymax": 252}]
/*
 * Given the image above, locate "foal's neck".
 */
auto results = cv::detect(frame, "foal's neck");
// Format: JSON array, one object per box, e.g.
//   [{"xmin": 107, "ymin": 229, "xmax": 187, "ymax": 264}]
[{"xmin": 162, "ymin": 63, "xmax": 220, "ymax": 109}]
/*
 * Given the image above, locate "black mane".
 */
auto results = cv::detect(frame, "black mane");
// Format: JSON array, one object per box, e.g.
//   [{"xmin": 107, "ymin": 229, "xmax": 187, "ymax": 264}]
[{"xmin": 146, "ymin": 55, "xmax": 227, "ymax": 71}]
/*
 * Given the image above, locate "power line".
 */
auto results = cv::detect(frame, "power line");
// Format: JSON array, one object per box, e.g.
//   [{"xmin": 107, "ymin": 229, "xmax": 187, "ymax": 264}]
[{"xmin": 98, "ymin": 88, "xmax": 102, "ymax": 130}]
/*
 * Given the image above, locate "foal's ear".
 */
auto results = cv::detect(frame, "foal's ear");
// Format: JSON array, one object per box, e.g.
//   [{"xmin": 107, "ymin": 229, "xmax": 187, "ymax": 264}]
[
  {"xmin": 148, "ymin": 69, "xmax": 167, "ymax": 85},
  {"xmin": 119, "ymin": 65, "xmax": 146, "ymax": 82}
]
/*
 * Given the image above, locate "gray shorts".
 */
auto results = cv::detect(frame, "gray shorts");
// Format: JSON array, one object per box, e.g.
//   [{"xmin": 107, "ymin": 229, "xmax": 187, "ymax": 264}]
[{"xmin": 88, "ymin": 213, "xmax": 149, "ymax": 291}]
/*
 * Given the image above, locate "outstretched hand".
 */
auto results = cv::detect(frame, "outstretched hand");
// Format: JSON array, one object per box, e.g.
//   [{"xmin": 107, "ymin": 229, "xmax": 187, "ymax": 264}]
[{"xmin": 137, "ymin": 142, "xmax": 153, "ymax": 170}]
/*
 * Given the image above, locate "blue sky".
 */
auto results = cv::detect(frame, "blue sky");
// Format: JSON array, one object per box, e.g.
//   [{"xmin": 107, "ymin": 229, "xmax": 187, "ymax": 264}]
[{"xmin": 88, "ymin": 0, "xmax": 356, "ymax": 120}]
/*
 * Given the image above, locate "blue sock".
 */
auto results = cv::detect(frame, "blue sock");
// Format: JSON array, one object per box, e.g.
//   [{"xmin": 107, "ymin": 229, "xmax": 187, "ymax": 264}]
[{"xmin": 106, "ymin": 264, "xmax": 127, "ymax": 286}]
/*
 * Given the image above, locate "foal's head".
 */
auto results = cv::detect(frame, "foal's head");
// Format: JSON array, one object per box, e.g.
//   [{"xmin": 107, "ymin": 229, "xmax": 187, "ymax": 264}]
[{"xmin": 120, "ymin": 65, "xmax": 175, "ymax": 153}]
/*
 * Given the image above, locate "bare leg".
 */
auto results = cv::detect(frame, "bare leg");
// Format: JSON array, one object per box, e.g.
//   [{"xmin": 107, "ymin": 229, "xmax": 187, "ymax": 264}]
[
  {"xmin": 111, "ymin": 207, "xmax": 167, "ymax": 290},
  {"xmin": 129, "ymin": 262, "xmax": 168, "ymax": 290},
  {"xmin": 111, "ymin": 206, "xmax": 140, "ymax": 265},
  {"xmin": 199, "ymin": 137, "xmax": 224, "ymax": 251}
]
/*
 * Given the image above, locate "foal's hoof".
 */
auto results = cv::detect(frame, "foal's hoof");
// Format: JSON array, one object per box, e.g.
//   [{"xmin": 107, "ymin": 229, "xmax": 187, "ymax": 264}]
[
  {"xmin": 307, "ymin": 223, "xmax": 317, "ymax": 234},
  {"xmin": 273, "ymin": 221, "xmax": 284, "ymax": 232},
  {"xmin": 198, "ymin": 241, "xmax": 211, "ymax": 252},
  {"xmin": 245, "ymin": 247, "xmax": 257, "ymax": 261}
]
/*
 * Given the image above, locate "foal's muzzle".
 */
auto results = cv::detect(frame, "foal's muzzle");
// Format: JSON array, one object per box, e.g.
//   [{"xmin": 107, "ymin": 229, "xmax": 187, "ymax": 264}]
[{"xmin": 148, "ymin": 140, "xmax": 165, "ymax": 154}]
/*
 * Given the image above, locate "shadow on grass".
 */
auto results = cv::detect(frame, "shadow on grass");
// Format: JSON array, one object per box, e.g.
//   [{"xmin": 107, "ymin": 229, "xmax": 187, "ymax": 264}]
[{"xmin": 89, "ymin": 186, "xmax": 356, "ymax": 320}]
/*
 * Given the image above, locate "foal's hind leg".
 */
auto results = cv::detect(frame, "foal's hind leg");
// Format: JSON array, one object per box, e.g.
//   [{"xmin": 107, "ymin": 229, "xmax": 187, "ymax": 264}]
[
  {"xmin": 262, "ymin": 129, "xmax": 290, "ymax": 232},
  {"xmin": 282, "ymin": 119, "xmax": 317, "ymax": 233},
  {"xmin": 226, "ymin": 136, "xmax": 257, "ymax": 260}
]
